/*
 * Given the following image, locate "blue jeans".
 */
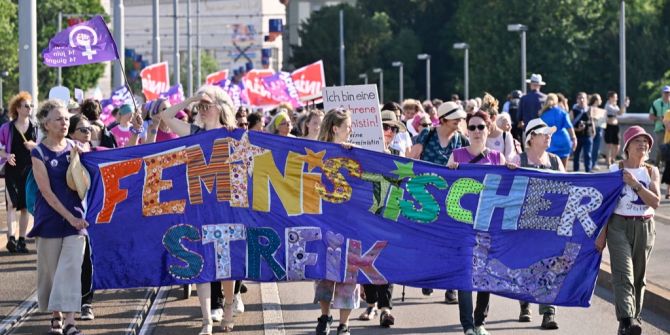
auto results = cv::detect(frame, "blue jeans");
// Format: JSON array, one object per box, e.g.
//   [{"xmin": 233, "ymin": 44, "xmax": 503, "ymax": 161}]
[
  {"xmin": 591, "ymin": 128, "xmax": 603, "ymax": 169},
  {"xmin": 574, "ymin": 136, "xmax": 593, "ymax": 172},
  {"xmin": 458, "ymin": 290, "xmax": 490, "ymax": 331}
]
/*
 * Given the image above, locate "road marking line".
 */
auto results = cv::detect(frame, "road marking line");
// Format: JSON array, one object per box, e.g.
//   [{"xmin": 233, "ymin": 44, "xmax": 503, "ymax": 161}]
[
  {"xmin": 0, "ymin": 291, "xmax": 37, "ymax": 335},
  {"xmin": 124, "ymin": 288, "xmax": 158, "ymax": 335},
  {"xmin": 260, "ymin": 282, "xmax": 286, "ymax": 335},
  {"xmin": 138, "ymin": 286, "xmax": 170, "ymax": 335}
]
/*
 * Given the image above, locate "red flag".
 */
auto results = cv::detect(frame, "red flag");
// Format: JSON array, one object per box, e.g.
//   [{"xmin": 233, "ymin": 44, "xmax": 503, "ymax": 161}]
[
  {"xmin": 140, "ymin": 62, "xmax": 170, "ymax": 101},
  {"xmin": 290, "ymin": 60, "xmax": 325, "ymax": 101},
  {"xmin": 206, "ymin": 70, "xmax": 229, "ymax": 85},
  {"xmin": 242, "ymin": 69, "xmax": 279, "ymax": 107}
]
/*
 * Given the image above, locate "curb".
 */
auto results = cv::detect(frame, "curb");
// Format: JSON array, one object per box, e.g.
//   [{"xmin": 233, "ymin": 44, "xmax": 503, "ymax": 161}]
[
  {"xmin": 124, "ymin": 288, "xmax": 159, "ymax": 335},
  {"xmin": 598, "ymin": 262, "xmax": 670, "ymax": 318}
]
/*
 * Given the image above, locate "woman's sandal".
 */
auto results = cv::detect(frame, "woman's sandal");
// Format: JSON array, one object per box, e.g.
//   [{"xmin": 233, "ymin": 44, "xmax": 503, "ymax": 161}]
[
  {"xmin": 379, "ymin": 310, "xmax": 395, "ymax": 328},
  {"xmin": 62, "ymin": 324, "xmax": 83, "ymax": 335},
  {"xmin": 359, "ymin": 306, "xmax": 377, "ymax": 321},
  {"xmin": 222, "ymin": 302, "xmax": 234, "ymax": 332},
  {"xmin": 199, "ymin": 324, "xmax": 213, "ymax": 335},
  {"xmin": 48, "ymin": 317, "xmax": 63, "ymax": 335}
]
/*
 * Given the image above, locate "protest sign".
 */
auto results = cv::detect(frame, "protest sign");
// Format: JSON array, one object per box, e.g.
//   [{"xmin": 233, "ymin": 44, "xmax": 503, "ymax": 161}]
[
  {"xmin": 323, "ymin": 84, "xmax": 384, "ymax": 152},
  {"xmin": 291, "ymin": 60, "xmax": 325, "ymax": 102},
  {"xmin": 140, "ymin": 62, "xmax": 170, "ymax": 101},
  {"xmin": 206, "ymin": 70, "xmax": 230, "ymax": 85},
  {"xmin": 159, "ymin": 84, "xmax": 185, "ymax": 105},
  {"xmin": 74, "ymin": 88, "xmax": 85, "ymax": 103},
  {"xmin": 42, "ymin": 15, "xmax": 119, "ymax": 67},
  {"xmin": 262, "ymin": 72, "xmax": 303, "ymax": 109},
  {"xmin": 242, "ymin": 69, "xmax": 278, "ymax": 108},
  {"xmin": 80, "ymin": 130, "xmax": 623, "ymax": 307},
  {"xmin": 48, "ymin": 86, "xmax": 70, "ymax": 105}
]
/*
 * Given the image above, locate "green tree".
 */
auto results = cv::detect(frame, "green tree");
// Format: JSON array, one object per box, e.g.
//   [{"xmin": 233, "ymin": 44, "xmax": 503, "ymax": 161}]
[
  {"xmin": 0, "ymin": 0, "xmax": 18, "ymax": 106},
  {"xmin": 180, "ymin": 50, "xmax": 220, "ymax": 91}
]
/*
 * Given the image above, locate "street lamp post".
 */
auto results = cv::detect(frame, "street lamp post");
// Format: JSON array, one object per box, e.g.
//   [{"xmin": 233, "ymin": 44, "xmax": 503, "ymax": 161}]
[
  {"xmin": 373, "ymin": 68, "xmax": 383, "ymax": 103},
  {"xmin": 453, "ymin": 43, "xmax": 469, "ymax": 101},
  {"xmin": 358, "ymin": 73, "xmax": 368, "ymax": 85},
  {"xmin": 0, "ymin": 71, "xmax": 8, "ymax": 109},
  {"xmin": 392, "ymin": 61, "xmax": 403, "ymax": 102},
  {"xmin": 507, "ymin": 24, "xmax": 528, "ymax": 94},
  {"xmin": 619, "ymin": 0, "xmax": 626, "ymax": 112},
  {"xmin": 417, "ymin": 54, "xmax": 431, "ymax": 100}
]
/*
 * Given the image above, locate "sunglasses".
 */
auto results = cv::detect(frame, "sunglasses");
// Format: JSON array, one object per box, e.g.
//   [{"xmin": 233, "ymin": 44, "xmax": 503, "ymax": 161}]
[
  {"xmin": 467, "ymin": 124, "xmax": 487, "ymax": 131},
  {"xmin": 22, "ymin": 103, "xmax": 34, "ymax": 109},
  {"xmin": 237, "ymin": 122, "xmax": 249, "ymax": 127},
  {"xmin": 382, "ymin": 124, "xmax": 399, "ymax": 132},
  {"xmin": 193, "ymin": 102, "xmax": 216, "ymax": 113},
  {"xmin": 76, "ymin": 126, "xmax": 92, "ymax": 134}
]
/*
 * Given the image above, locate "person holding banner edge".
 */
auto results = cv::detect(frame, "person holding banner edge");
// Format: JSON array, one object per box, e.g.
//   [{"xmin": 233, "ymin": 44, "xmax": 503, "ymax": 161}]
[
  {"xmin": 314, "ymin": 108, "xmax": 357, "ymax": 335},
  {"xmin": 153, "ymin": 85, "xmax": 237, "ymax": 334},
  {"xmin": 596, "ymin": 126, "xmax": 659, "ymax": 335}
]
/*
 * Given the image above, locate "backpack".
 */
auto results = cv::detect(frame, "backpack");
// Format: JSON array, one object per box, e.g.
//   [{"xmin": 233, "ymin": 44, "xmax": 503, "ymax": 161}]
[
  {"xmin": 503, "ymin": 131, "xmax": 523, "ymax": 154},
  {"xmin": 25, "ymin": 145, "xmax": 46, "ymax": 215}
]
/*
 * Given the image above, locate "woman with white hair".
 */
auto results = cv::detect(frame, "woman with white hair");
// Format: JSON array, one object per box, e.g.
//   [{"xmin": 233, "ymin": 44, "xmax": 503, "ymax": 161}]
[{"xmin": 154, "ymin": 85, "xmax": 236, "ymax": 334}]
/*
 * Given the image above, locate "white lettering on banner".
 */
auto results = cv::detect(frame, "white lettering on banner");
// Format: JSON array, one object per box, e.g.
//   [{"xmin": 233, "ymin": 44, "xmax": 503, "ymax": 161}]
[
  {"xmin": 281, "ymin": 73, "xmax": 301, "ymax": 102},
  {"xmin": 294, "ymin": 74, "xmax": 322, "ymax": 97},
  {"xmin": 244, "ymin": 77, "xmax": 272, "ymax": 98},
  {"xmin": 142, "ymin": 74, "xmax": 169, "ymax": 97}
]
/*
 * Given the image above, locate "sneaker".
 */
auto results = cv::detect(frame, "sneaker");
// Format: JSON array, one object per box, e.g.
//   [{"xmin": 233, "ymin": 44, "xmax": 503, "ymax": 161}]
[
  {"xmin": 80, "ymin": 304, "xmax": 95, "ymax": 320},
  {"xmin": 232, "ymin": 293, "xmax": 244, "ymax": 315},
  {"xmin": 474, "ymin": 326, "xmax": 489, "ymax": 335},
  {"xmin": 6, "ymin": 236, "xmax": 17, "ymax": 253},
  {"xmin": 445, "ymin": 290, "xmax": 458, "ymax": 304},
  {"xmin": 211, "ymin": 308, "xmax": 223, "ymax": 322},
  {"xmin": 316, "ymin": 315, "xmax": 333, "ymax": 335},
  {"xmin": 626, "ymin": 323, "xmax": 642, "ymax": 335},
  {"xmin": 465, "ymin": 329, "xmax": 476, "ymax": 335},
  {"xmin": 16, "ymin": 238, "xmax": 28, "ymax": 253},
  {"xmin": 336, "ymin": 324, "xmax": 350, "ymax": 335},
  {"xmin": 519, "ymin": 307, "xmax": 532, "ymax": 322},
  {"xmin": 421, "ymin": 288, "xmax": 433, "ymax": 296},
  {"xmin": 540, "ymin": 313, "xmax": 558, "ymax": 329}
]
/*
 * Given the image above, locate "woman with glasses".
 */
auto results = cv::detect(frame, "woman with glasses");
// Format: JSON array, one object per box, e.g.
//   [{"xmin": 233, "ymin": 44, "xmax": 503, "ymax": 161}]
[
  {"xmin": 154, "ymin": 85, "xmax": 237, "ymax": 334},
  {"xmin": 446, "ymin": 110, "xmax": 511, "ymax": 335},
  {"xmin": 30, "ymin": 100, "xmax": 89, "ymax": 335},
  {"xmin": 265, "ymin": 111, "xmax": 294, "ymax": 136},
  {"xmin": 0, "ymin": 92, "xmax": 38, "ymax": 253},
  {"xmin": 314, "ymin": 108, "xmax": 357, "ymax": 335}
]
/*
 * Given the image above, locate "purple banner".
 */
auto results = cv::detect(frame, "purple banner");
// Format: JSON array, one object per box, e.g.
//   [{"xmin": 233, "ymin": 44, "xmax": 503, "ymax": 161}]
[
  {"xmin": 159, "ymin": 84, "xmax": 185, "ymax": 106},
  {"xmin": 218, "ymin": 79, "xmax": 248, "ymax": 108},
  {"xmin": 262, "ymin": 72, "xmax": 303, "ymax": 109},
  {"xmin": 42, "ymin": 15, "xmax": 119, "ymax": 67}
]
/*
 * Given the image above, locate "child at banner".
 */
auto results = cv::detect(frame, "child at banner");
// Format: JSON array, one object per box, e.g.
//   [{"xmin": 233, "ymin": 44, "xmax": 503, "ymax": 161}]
[
  {"xmin": 109, "ymin": 104, "xmax": 141, "ymax": 147},
  {"xmin": 357, "ymin": 110, "xmax": 404, "ymax": 327},
  {"xmin": 0, "ymin": 92, "xmax": 38, "ymax": 254},
  {"xmin": 596, "ymin": 126, "xmax": 659, "ymax": 335},
  {"xmin": 154, "ymin": 84, "xmax": 237, "ymax": 334},
  {"xmin": 314, "ymin": 108, "xmax": 358, "ymax": 335},
  {"xmin": 447, "ymin": 110, "xmax": 514, "ymax": 335},
  {"xmin": 300, "ymin": 109, "xmax": 324, "ymax": 141},
  {"xmin": 511, "ymin": 118, "xmax": 563, "ymax": 330},
  {"xmin": 30, "ymin": 100, "xmax": 89, "ymax": 335}
]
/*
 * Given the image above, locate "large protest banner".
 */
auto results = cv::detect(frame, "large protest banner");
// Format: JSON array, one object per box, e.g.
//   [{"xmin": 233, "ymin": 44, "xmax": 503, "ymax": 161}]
[{"xmin": 81, "ymin": 130, "xmax": 623, "ymax": 307}]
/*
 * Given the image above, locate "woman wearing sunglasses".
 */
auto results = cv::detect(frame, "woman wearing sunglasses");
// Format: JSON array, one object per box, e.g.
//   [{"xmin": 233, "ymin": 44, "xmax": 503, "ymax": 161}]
[
  {"xmin": 0, "ymin": 92, "xmax": 39, "ymax": 254},
  {"xmin": 446, "ymin": 110, "xmax": 511, "ymax": 335},
  {"xmin": 154, "ymin": 85, "xmax": 237, "ymax": 334}
]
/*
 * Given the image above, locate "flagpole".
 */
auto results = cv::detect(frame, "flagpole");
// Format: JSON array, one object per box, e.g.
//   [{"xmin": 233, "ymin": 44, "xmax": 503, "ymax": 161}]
[{"xmin": 116, "ymin": 59, "xmax": 141, "ymax": 115}]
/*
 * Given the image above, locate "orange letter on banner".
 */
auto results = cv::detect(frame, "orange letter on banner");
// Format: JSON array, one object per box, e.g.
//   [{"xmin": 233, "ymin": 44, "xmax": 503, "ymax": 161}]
[
  {"xmin": 252, "ymin": 151, "xmax": 305, "ymax": 215},
  {"xmin": 184, "ymin": 139, "xmax": 232, "ymax": 204},
  {"xmin": 143, "ymin": 149, "xmax": 187, "ymax": 216},
  {"xmin": 97, "ymin": 159, "xmax": 143, "ymax": 223}
]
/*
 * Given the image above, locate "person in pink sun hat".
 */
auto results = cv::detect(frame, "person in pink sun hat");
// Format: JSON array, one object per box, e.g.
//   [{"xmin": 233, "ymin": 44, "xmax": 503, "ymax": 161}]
[{"xmin": 596, "ymin": 125, "xmax": 660, "ymax": 335}]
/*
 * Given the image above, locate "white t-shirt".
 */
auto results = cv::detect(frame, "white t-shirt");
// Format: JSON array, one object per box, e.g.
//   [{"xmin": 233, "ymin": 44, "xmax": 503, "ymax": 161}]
[
  {"xmin": 391, "ymin": 131, "xmax": 412, "ymax": 157},
  {"xmin": 486, "ymin": 132, "xmax": 516, "ymax": 162},
  {"xmin": 609, "ymin": 164, "xmax": 655, "ymax": 217}
]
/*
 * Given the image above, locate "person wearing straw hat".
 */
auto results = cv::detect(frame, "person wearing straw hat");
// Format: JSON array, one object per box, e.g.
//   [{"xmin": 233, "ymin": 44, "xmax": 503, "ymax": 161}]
[
  {"xmin": 512, "ymin": 118, "xmax": 563, "ymax": 329},
  {"xmin": 596, "ymin": 126, "xmax": 659, "ymax": 335},
  {"xmin": 518, "ymin": 74, "xmax": 547, "ymax": 138}
]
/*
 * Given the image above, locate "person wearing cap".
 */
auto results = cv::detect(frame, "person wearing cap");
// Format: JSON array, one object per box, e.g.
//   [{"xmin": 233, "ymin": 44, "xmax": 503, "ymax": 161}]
[
  {"xmin": 511, "ymin": 118, "xmax": 563, "ymax": 329},
  {"xmin": 409, "ymin": 100, "xmax": 469, "ymax": 165},
  {"xmin": 539, "ymin": 93, "xmax": 577, "ymax": 168},
  {"xmin": 518, "ymin": 74, "xmax": 548, "ymax": 139},
  {"xmin": 648, "ymin": 85, "xmax": 670, "ymax": 163},
  {"xmin": 382, "ymin": 110, "xmax": 407, "ymax": 155},
  {"xmin": 266, "ymin": 111, "xmax": 294, "ymax": 137},
  {"xmin": 596, "ymin": 126, "xmax": 659, "ymax": 335},
  {"xmin": 109, "ymin": 103, "xmax": 140, "ymax": 148}
]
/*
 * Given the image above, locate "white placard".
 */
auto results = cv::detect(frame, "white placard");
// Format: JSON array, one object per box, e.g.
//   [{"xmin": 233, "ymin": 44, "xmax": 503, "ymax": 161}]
[
  {"xmin": 48, "ymin": 86, "xmax": 70, "ymax": 105},
  {"xmin": 74, "ymin": 88, "xmax": 84, "ymax": 103},
  {"xmin": 322, "ymin": 84, "xmax": 384, "ymax": 152}
]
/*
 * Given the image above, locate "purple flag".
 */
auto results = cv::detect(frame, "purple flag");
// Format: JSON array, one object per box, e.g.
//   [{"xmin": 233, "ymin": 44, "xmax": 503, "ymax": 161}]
[
  {"xmin": 42, "ymin": 15, "xmax": 119, "ymax": 67},
  {"xmin": 262, "ymin": 72, "xmax": 303, "ymax": 109},
  {"xmin": 217, "ymin": 79, "xmax": 248, "ymax": 108},
  {"xmin": 159, "ymin": 84, "xmax": 185, "ymax": 105},
  {"xmin": 99, "ymin": 85, "xmax": 133, "ymax": 125}
]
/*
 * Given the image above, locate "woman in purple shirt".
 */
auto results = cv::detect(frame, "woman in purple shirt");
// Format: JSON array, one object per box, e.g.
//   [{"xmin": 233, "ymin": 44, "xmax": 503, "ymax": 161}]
[
  {"xmin": 447, "ymin": 110, "xmax": 508, "ymax": 335},
  {"xmin": 30, "ymin": 100, "xmax": 88, "ymax": 335}
]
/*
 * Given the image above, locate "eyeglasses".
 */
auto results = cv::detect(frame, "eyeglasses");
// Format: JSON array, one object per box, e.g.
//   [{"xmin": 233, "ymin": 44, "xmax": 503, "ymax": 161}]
[
  {"xmin": 383, "ymin": 124, "xmax": 399, "ymax": 132},
  {"xmin": 237, "ymin": 122, "xmax": 249, "ymax": 127},
  {"xmin": 193, "ymin": 102, "xmax": 216, "ymax": 113},
  {"xmin": 467, "ymin": 124, "xmax": 487, "ymax": 131},
  {"xmin": 22, "ymin": 103, "xmax": 34, "ymax": 109},
  {"xmin": 76, "ymin": 126, "xmax": 92, "ymax": 134}
]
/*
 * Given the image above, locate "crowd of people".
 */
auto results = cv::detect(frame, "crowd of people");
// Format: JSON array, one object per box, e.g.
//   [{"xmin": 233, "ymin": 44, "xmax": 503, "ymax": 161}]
[{"xmin": 0, "ymin": 73, "xmax": 664, "ymax": 335}]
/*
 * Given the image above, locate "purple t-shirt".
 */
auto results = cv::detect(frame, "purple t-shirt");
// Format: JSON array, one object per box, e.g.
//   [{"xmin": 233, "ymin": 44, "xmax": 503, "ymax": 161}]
[
  {"xmin": 451, "ymin": 147, "xmax": 502, "ymax": 165},
  {"xmin": 27, "ymin": 142, "xmax": 85, "ymax": 238}
]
